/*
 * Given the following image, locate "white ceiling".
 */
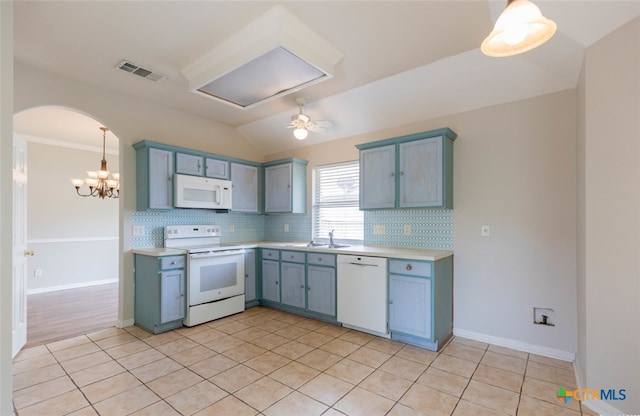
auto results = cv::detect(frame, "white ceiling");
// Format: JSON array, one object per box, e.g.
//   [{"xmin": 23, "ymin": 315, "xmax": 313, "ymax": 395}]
[{"xmin": 12, "ymin": 1, "xmax": 640, "ymax": 154}]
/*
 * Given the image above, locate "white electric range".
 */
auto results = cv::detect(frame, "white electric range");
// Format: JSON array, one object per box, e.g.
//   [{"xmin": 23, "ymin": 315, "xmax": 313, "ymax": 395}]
[{"xmin": 164, "ymin": 225, "xmax": 245, "ymax": 326}]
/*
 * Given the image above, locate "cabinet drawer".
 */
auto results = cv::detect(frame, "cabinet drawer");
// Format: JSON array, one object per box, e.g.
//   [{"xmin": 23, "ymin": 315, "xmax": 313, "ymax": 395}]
[
  {"xmin": 389, "ymin": 260, "xmax": 431, "ymax": 277},
  {"xmin": 281, "ymin": 251, "xmax": 305, "ymax": 263},
  {"xmin": 307, "ymin": 253, "xmax": 336, "ymax": 267},
  {"xmin": 262, "ymin": 249, "xmax": 280, "ymax": 260},
  {"xmin": 160, "ymin": 256, "xmax": 185, "ymax": 270}
]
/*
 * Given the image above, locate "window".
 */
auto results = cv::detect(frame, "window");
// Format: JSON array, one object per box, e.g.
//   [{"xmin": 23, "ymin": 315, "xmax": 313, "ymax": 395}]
[{"xmin": 313, "ymin": 161, "xmax": 363, "ymax": 242}]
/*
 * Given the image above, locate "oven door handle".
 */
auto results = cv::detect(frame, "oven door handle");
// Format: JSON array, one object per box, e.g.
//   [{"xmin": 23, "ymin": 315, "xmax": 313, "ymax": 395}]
[{"xmin": 189, "ymin": 249, "xmax": 245, "ymax": 259}]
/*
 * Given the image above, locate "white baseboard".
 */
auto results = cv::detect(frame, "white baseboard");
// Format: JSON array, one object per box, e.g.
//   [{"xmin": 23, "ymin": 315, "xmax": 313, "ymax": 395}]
[
  {"xmin": 117, "ymin": 319, "xmax": 134, "ymax": 328},
  {"xmin": 27, "ymin": 279, "xmax": 118, "ymax": 295},
  {"xmin": 573, "ymin": 358, "xmax": 625, "ymax": 416},
  {"xmin": 579, "ymin": 399, "xmax": 624, "ymax": 416},
  {"xmin": 453, "ymin": 327, "xmax": 575, "ymax": 362}
]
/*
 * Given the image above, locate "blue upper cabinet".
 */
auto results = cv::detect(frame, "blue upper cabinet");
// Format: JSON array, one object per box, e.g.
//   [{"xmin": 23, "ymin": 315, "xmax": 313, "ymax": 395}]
[
  {"xmin": 175, "ymin": 152, "xmax": 204, "ymax": 176},
  {"xmin": 230, "ymin": 162, "xmax": 259, "ymax": 213},
  {"xmin": 133, "ymin": 140, "xmax": 281, "ymax": 213},
  {"xmin": 359, "ymin": 145, "xmax": 396, "ymax": 209},
  {"xmin": 134, "ymin": 142, "xmax": 174, "ymax": 210},
  {"xmin": 263, "ymin": 158, "xmax": 308, "ymax": 214},
  {"xmin": 357, "ymin": 128, "xmax": 456, "ymax": 210},
  {"xmin": 205, "ymin": 157, "xmax": 230, "ymax": 179}
]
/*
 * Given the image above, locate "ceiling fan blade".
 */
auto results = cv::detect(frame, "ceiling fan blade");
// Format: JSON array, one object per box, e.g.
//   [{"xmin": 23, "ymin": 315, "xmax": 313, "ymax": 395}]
[{"xmin": 311, "ymin": 120, "xmax": 333, "ymax": 130}]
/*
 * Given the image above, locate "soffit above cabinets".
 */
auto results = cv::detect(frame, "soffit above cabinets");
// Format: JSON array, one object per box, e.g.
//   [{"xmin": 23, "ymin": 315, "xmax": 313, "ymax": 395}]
[{"xmin": 181, "ymin": 5, "xmax": 344, "ymax": 110}]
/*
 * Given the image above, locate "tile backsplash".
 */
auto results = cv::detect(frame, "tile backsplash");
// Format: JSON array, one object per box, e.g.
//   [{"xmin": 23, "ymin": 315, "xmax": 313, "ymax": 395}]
[
  {"xmin": 364, "ymin": 209, "xmax": 453, "ymax": 249},
  {"xmin": 132, "ymin": 210, "xmax": 265, "ymax": 247},
  {"xmin": 132, "ymin": 209, "xmax": 452, "ymax": 249}
]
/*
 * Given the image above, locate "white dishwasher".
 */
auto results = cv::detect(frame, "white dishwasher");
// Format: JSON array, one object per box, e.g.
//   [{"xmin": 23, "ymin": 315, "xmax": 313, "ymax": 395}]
[{"xmin": 337, "ymin": 254, "xmax": 389, "ymax": 338}]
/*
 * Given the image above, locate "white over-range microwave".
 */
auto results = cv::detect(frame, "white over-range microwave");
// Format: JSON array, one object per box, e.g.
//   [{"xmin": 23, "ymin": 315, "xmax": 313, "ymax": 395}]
[{"xmin": 174, "ymin": 174, "xmax": 232, "ymax": 210}]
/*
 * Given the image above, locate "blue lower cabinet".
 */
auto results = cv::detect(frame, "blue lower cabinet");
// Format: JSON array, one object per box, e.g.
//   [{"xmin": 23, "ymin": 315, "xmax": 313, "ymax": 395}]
[
  {"xmin": 307, "ymin": 264, "xmax": 336, "ymax": 316},
  {"xmin": 388, "ymin": 256, "xmax": 453, "ymax": 351},
  {"xmin": 134, "ymin": 254, "xmax": 186, "ymax": 334},
  {"xmin": 281, "ymin": 255, "xmax": 306, "ymax": 309},
  {"xmin": 259, "ymin": 249, "xmax": 337, "ymax": 322}
]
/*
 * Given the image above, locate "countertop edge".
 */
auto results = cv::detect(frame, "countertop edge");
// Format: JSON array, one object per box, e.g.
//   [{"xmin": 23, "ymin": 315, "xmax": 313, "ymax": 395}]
[
  {"xmin": 230, "ymin": 241, "xmax": 453, "ymax": 262},
  {"xmin": 132, "ymin": 247, "xmax": 187, "ymax": 257},
  {"xmin": 132, "ymin": 242, "xmax": 453, "ymax": 261}
]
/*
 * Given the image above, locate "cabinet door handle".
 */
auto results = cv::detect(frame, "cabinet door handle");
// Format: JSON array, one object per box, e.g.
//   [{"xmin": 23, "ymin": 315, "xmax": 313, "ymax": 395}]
[
  {"xmin": 275, "ymin": 281, "xmax": 279, "ymax": 285},
  {"xmin": 245, "ymin": 274, "xmax": 249, "ymax": 278},
  {"xmin": 307, "ymin": 286, "xmax": 311, "ymax": 291},
  {"xmin": 400, "ymin": 171, "xmax": 404, "ymax": 176},
  {"xmin": 300, "ymin": 285, "xmax": 305, "ymax": 289},
  {"xmin": 406, "ymin": 264, "xmax": 413, "ymax": 271},
  {"xmin": 390, "ymin": 172, "xmax": 395, "ymax": 177},
  {"xmin": 389, "ymin": 299, "xmax": 393, "ymax": 304}
]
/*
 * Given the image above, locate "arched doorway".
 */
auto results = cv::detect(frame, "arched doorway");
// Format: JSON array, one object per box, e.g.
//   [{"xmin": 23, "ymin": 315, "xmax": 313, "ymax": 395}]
[{"xmin": 13, "ymin": 107, "xmax": 120, "ymax": 347}]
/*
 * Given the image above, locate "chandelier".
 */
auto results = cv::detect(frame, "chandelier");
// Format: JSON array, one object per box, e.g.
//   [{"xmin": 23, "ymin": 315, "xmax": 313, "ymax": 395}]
[{"xmin": 70, "ymin": 127, "xmax": 119, "ymax": 199}]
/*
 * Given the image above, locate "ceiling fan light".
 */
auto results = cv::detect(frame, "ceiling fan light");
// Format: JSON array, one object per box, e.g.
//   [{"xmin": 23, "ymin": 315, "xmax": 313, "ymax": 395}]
[
  {"xmin": 481, "ymin": 0, "xmax": 556, "ymax": 57},
  {"xmin": 293, "ymin": 127, "xmax": 309, "ymax": 140}
]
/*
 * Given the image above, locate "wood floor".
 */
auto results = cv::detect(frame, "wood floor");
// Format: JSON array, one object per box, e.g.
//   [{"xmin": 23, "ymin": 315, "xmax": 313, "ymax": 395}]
[{"xmin": 25, "ymin": 282, "xmax": 118, "ymax": 348}]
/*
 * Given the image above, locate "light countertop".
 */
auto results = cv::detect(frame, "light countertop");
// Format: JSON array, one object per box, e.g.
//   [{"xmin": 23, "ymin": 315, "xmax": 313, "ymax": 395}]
[
  {"xmin": 133, "ymin": 241, "xmax": 452, "ymax": 261},
  {"xmin": 255, "ymin": 242, "xmax": 452, "ymax": 261},
  {"xmin": 132, "ymin": 247, "xmax": 186, "ymax": 257}
]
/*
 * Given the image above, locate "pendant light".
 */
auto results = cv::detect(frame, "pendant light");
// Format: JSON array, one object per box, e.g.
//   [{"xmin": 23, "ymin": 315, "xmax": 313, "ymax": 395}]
[
  {"xmin": 70, "ymin": 127, "xmax": 119, "ymax": 199},
  {"xmin": 481, "ymin": 0, "xmax": 557, "ymax": 57}
]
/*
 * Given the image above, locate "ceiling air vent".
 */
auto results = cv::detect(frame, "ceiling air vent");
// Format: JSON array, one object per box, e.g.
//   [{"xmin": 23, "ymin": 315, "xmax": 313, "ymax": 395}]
[{"xmin": 116, "ymin": 60, "xmax": 165, "ymax": 82}]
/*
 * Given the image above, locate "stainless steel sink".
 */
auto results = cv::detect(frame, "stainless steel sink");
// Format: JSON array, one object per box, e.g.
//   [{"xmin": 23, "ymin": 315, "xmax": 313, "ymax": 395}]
[
  {"xmin": 289, "ymin": 242, "xmax": 328, "ymax": 248},
  {"xmin": 307, "ymin": 242, "xmax": 329, "ymax": 247}
]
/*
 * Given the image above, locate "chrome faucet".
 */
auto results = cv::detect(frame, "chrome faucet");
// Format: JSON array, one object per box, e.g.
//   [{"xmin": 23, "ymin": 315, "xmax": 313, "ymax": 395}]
[{"xmin": 329, "ymin": 229, "xmax": 335, "ymax": 246}]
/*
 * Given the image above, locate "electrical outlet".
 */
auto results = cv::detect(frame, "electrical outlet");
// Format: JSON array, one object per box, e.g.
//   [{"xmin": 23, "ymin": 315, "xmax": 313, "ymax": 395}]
[
  {"xmin": 373, "ymin": 224, "xmax": 386, "ymax": 235},
  {"xmin": 132, "ymin": 225, "xmax": 145, "ymax": 236},
  {"xmin": 34, "ymin": 269, "xmax": 42, "ymax": 277},
  {"xmin": 284, "ymin": 224, "xmax": 289, "ymax": 232},
  {"xmin": 229, "ymin": 225, "xmax": 235, "ymax": 233},
  {"xmin": 481, "ymin": 225, "xmax": 490, "ymax": 237},
  {"xmin": 404, "ymin": 224, "xmax": 411, "ymax": 235}
]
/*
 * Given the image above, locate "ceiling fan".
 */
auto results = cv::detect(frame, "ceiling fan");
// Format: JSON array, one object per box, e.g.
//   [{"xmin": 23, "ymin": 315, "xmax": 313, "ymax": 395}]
[{"xmin": 287, "ymin": 98, "xmax": 332, "ymax": 140}]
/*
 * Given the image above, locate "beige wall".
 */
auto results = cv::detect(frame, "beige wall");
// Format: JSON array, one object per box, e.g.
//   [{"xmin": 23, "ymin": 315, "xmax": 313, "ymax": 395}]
[
  {"xmin": 579, "ymin": 17, "xmax": 640, "ymax": 414},
  {"xmin": 15, "ymin": 58, "xmax": 580, "ymax": 357},
  {"xmin": 25, "ymin": 141, "xmax": 119, "ymax": 292},
  {"xmin": 6, "ymin": 18, "xmax": 639, "ymax": 415},
  {"xmin": 269, "ymin": 90, "xmax": 579, "ymax": 357},
  {"xmin": 0, "ymin": 1, "xmax": 14, "ymax": 413},
  {"xmin": 13, "ymin": 61, "xmax": 265, "ymax": 330}
]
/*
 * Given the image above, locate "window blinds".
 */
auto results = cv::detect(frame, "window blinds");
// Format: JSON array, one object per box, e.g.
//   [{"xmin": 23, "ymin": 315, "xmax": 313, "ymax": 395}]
[{"xmin": 312, "ymin": 161, "xmax": 363, "ymax": 242}]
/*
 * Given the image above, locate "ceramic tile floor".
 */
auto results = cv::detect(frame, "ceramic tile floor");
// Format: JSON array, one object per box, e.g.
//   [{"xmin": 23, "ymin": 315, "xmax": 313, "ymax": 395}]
[{"xmin": 12, "ymin": 306, "xmax": 599, "ymax": 416}]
